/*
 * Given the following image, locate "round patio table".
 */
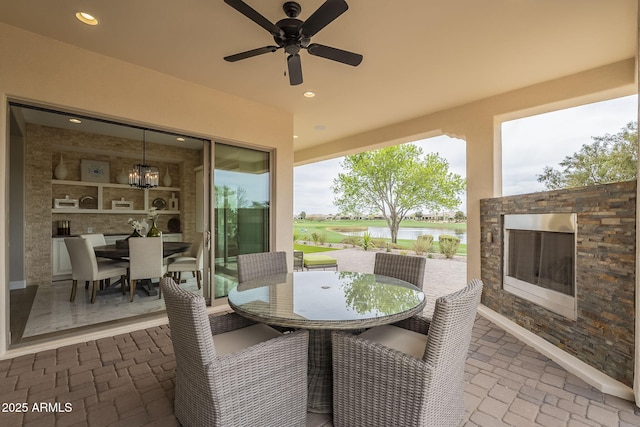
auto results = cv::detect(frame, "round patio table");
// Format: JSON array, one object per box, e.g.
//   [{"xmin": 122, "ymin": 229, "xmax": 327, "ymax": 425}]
[{"xmin": 228, "ymin": 271, "xmax": 426, "ymax": 413}]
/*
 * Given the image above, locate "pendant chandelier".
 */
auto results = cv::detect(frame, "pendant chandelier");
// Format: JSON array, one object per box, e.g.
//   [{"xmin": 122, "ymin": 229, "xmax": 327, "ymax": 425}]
[{"xmin": 129, "ymin": 129, "xmax": 159, "ymax": 189}]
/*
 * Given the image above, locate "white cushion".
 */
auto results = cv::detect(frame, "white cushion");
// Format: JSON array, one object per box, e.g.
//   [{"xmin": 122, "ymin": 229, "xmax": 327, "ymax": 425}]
[
  {"xmin": 359, "ymin": 324, "xmax": 428, "ymax": 359},
  {"xmin": 213, "ymin": 323, "xmax": 282, "ymax": 356}
]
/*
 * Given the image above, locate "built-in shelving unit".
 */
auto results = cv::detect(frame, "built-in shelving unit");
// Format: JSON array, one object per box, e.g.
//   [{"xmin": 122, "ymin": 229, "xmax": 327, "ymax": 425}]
[{"xmin": 51, "ymin": 180, "xmax": 181, "ymax": 214}]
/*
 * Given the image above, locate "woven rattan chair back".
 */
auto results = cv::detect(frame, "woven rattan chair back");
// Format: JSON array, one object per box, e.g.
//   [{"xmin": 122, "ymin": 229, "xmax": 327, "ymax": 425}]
[
  {"xmin": 161, "ymin": 277, "xmax": 309, "ymax": 427},
  {"xmin": 421, "ymin": 279, "xmax": 483, "ymax": 423},
  {"xmin": 162, "ymin": 277, "xmax": 217, "ymax": 374},
  {"xmin": 373, "ymin": 252, "xmax": 426, "ymax": 288},
  {"xmin": 237, "ymin": 251, "xmax": 287, "ymax": 283}
]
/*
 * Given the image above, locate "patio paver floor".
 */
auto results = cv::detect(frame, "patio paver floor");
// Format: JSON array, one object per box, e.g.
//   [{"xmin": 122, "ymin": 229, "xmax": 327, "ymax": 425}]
[{"xmin": 1, "ymin": 248, "xmax": 639, "ymax": 426}]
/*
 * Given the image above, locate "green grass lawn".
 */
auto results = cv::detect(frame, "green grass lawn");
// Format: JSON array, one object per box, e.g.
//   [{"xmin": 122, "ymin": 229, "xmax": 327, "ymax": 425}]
[{"xmin": 294, "ymin": 219, "xmax": 467, "ymax": 255}]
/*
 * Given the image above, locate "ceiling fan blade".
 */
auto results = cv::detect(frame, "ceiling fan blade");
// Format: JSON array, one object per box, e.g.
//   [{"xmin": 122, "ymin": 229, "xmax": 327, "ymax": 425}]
[
  {"xmin": 301, "ymin": 0, "xmax": 348, "ymax": 38},
  {"xmin": 287, "ymin": 54, "xmax": 303, "ymax": 86},
  {"xmin": 224, "ymin": 46, "xmax": 280, "ymax": 62},
  {"xmin": 224, "ymin": 0, "xmax": 283, "ymax": 37},
  {"xmin": 307, "ymin": 43, "xmax": 363, "ymax": 66}
]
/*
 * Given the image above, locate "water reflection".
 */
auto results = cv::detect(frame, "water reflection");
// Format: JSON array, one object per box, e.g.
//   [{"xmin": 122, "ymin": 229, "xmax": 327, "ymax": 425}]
[
  {"xmin": 342, "ymin": 226, "xmax": 467, "ymax": 243},
  {"xmin": 338, "ymin": 272, "xmax": 423, "ymax": 316}
]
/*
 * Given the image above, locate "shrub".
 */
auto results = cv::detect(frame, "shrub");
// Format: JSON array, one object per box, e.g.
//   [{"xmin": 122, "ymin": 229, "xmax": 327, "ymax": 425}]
[
  {"xmin": 317, "ymin": 233, "xmax": 327, "ymax": 245},
  {"xmin": 438, "ymin": 234, "xmax": 461, "ymax": 258},
  {"xmin": 417, "ymin": 234, "xmax": 434, "ymax": 252},
  {"xmin": 399, "ymin": 250, "xmax": 408, "ymax": 256},
  {"xmin": 311, "ymin": 232, "xmax": 327, "ymax": 246},
  {"xmin": 341, "ymin": 235, "xmax": 360, "ymax": 247},
  {"xmin": 411, "ymin": 239, "xmax": 430, "ymax": 256},
  {"xmin": 372, "ymin": 238, "xmax": 387, "ymax": 249},
  {"xmin": 360, "ymin": 232, "xmax": 376, "ymax": 251}
]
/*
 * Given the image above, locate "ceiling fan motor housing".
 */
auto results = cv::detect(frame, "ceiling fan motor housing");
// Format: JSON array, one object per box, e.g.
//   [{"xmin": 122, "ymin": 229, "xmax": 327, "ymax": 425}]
[{"xmin": 283, "ymin": 1, "xmax": 302, "ymax": 18}]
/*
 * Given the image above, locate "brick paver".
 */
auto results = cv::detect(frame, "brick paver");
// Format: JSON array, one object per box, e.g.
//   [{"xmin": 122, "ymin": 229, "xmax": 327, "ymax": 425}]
[{"xmin": 1, "ymin": 249, "xmax": 639, "ymax": 426}]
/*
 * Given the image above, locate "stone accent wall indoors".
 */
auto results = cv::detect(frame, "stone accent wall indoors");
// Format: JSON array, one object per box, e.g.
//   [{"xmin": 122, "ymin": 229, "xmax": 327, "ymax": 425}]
[
  {"xmin": 480, "ymin": 181, "xmax": 636, "ymax": 387},
  {"xmin": 25, "ymin": 124, "xmax": 202, "ymax": 285}
]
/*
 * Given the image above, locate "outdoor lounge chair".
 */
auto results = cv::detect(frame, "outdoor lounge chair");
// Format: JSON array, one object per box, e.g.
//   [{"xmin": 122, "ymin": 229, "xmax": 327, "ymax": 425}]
[
  {"xmin": 303, "ymin": 254, "xmax": 338, "ymax": 270},
  {"xmin": 331, "ymin": 279, "xmax": 483, "ymax": 427},
  {"xmin": 161, "ymin": 277, "xmax": 309, "ymax": 427}
]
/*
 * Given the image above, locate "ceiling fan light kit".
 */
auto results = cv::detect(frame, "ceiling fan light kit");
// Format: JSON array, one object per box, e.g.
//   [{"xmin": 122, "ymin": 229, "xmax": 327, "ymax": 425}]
[{"xmin": 224, "ymin": 0, "xmax": 363, "ymax": 86}]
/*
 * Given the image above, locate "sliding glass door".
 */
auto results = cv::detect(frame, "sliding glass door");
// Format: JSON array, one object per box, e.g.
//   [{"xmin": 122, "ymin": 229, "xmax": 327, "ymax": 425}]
[{"xmin": 213, "ymin": 143, "xmax": 271, "ymax": 298}]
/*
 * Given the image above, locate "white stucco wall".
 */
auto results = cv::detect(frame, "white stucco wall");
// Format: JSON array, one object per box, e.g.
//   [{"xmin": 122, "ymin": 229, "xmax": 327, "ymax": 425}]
[{"xmin": 0, "ymin": 23, "xmax": 294, "ymax": 356}]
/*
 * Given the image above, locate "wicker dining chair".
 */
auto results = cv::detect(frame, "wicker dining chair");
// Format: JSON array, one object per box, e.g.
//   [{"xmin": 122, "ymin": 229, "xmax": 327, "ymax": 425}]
[
  {"xmin": 332, "ymin": 279, "xmax": 483, "ymax": 427},
  {"xmin": 160, "ymin": 277, "xmax": 309, "ymax": 427},
  {"xmin": 373, "ymin": 252, "xmax": 426, "ymax": 288},
  {"xmin": 237, "ymin": 251, "xmax": 287, "ymax": 283}
]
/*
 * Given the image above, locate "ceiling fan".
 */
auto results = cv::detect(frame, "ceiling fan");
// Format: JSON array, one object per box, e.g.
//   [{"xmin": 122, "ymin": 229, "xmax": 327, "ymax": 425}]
[{"xmin": 223, "ymin": 0, "xmax": 363, "ymax": 86}]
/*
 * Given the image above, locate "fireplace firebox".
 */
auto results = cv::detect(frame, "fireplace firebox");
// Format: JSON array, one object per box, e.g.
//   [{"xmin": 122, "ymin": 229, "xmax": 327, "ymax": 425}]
[{"xmin": 503, "ymin": 213, "xmax": 577, "ymax": 319}]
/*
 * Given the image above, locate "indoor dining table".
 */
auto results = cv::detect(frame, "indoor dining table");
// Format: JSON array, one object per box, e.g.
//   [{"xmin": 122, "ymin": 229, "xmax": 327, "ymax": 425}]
[
  {"xmin": 228, "ymin": 270, "xmax": 426, "ymax": 413},
  {"xmin": 93, "ymin": 241, "xmax": 192, "ymax": 260},
  {"xmin": 94, "ymin": 241, "xmax": 191, "ymax": 296}
]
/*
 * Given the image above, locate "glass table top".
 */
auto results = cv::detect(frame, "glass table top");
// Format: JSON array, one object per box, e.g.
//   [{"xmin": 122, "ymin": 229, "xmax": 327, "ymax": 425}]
[{"xmin": 228, "ymin": 271, "xmax": 426, "ymax": 330}]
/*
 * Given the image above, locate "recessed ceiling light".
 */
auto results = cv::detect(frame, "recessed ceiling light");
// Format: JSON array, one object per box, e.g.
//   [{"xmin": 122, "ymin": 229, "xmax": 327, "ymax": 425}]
[
  {"xmin": 69, "ymin": 118, "xmax": 82, "ymax": 124},
  {"xmin": 303, "ymin": 91, "xmax": 316, "ymax": 98},
  {"xmin": 176, "ymin": 137, "xmax": 185, "ymax": 142},
  {"xmin": 293, "ymin": 135, "xmax": 298, "ymax": 139},
  {"xmin": 75, "ymin": 12, "xmax": 99, "ymax": 26}
]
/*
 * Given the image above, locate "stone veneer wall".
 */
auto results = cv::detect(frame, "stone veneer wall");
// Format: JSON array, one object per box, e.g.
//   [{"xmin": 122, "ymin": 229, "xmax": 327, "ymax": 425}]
[
  {"xmin": 480, "ymin": 181, "xmax": 636, "ymax": 387},
  {"xmin": 25, "ymin": 124, "xmax": 202, "ymax": 286}
]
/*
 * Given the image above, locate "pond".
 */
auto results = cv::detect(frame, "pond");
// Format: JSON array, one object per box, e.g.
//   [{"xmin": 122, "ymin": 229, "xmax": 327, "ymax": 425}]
[{"xmin": 341, "ymin": 226, "xmax": 467, "ymax": 244}]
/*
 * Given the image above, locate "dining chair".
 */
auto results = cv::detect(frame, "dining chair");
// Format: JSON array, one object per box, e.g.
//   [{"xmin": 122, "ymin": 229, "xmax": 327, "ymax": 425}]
[
  {"xmin": 128, "ymin": 237, "xmax": 167, "ymax": 301},
  {"xmin": 237, "ymin": 251, "xmax": 287, "ymax": 283},
  {"xmin": 331, "ymin": 279, "xmax": 483, "ymax": 427},
  {"xmin": 373, "ymin": 252, "xmax": 426, "ymax": 288},
  {"xmin": 80, "ymin": 232, "xmax": 114, "ymax": 289},
  {"xmin": 79, "ymin": 233, "xmax": 107, "ymax": 247},
  {"xmin": 64, "ymin": 237, "xmax": 128, "ymax": 304},
  {"xmin": 167, "ymin": 238, "xmax": 203, "ymax": 289},
  {"xmin": 160, "ymin": 277, "xmax": 309, "ymax": 427}
]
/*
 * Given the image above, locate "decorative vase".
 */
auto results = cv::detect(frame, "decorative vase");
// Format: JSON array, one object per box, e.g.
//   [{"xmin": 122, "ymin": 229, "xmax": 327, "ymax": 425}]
[
  {"xmin": 128, "ymin": 229, "xmax": 143, "ymax": 239},
  {"xmin": 147, "ymin": 218, "xmax": 161, "ymax": 237},
  {"xmin": 54, "ymin": 155, "xmax": 68, "ymax": 180},
  {"xmin": 163, "ymin": 167, "xmax": 172, "ymax": 187},
  {"xmin": 116, "ymin": 168, "xmax": 128, "ymax": 184}
]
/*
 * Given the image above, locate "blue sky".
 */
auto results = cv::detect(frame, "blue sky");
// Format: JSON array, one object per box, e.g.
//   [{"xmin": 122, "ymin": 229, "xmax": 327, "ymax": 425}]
[{"xmin": 294, "ymin": 94, "xmax": 638, "ymax": 215}]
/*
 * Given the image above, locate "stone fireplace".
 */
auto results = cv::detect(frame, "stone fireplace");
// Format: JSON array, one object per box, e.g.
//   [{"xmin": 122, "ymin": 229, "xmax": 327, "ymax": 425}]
[{"xmin": 481, "ymin": 181, "xmax": 636, "ymax": 387}]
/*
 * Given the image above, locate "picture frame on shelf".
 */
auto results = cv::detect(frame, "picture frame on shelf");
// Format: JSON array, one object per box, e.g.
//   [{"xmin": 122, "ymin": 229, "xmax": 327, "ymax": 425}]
[{"xmin": 81, "ymin": 159, "xmax": 110, "ymax": 183}]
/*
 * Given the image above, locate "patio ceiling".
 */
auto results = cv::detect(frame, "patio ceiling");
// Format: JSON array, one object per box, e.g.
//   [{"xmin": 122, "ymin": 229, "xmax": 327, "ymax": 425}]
[{"xmin": 0, "ymin": 1, "xmax": 636, "ymax": 151}]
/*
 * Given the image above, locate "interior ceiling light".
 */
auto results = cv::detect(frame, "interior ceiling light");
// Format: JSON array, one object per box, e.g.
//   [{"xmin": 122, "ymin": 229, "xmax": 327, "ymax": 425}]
[
  {"xmin": 176, "ymin": 137, "xmax": 185, "ymax": 142},
  {"xmin": 129, "ymin": 130, "xmax": 159, "ymax": 189},
  {"xmin": 68, "ymin": 118, "xmax": 82, "ymax": 124},
  {"xmin": 303, "ymin": 91, "xmax": 316, "ymax": 98},
  {"xmin": 293, "ymin": 135, "xmax": 299, "ymax": 139},
  {"xmin": 75, "ymin": 12, "xmax": 99, "ymax": 26}
]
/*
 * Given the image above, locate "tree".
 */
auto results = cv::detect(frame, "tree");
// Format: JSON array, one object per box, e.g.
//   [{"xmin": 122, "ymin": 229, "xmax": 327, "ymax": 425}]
[
  {"xmin": 299, "ymin": 211, "xmax": 306, "ymax": 220},
  {"xmin": 332, "ymin": 144, "xmax": 465, "ymax": 243},
  {"xmin": 537, "ymin": 122, "xmax": 638, "ymax": 190}
]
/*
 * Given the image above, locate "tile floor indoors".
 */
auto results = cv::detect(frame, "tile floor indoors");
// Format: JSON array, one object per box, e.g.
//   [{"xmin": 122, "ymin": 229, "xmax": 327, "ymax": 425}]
[{"xmin": 2, "ymin": 249, "xmax": 640, "ymax": 426}]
